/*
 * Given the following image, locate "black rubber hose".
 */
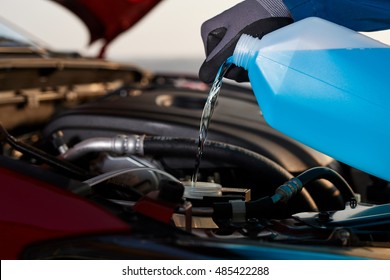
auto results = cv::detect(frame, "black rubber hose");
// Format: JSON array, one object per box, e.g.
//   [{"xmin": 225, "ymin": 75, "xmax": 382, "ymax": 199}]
[
  {"xmin": 143, "ymin": 136, "xmax": 318, "ymax": 212},
  {"xmin": 214, "ymin": 167, "xmax": 356, "ymax": 221},
  {"xmin": 144, "ymin": 136, "xmax": 290, "ymax": 179},
  {"xmin": 296, "ymin": 167, "xmax": 357, "ymax": 207}
]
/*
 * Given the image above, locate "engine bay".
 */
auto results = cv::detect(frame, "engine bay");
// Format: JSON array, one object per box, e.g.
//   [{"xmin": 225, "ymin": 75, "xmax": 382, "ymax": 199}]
[{"xmin": 1, "ymin": 71, "xmax": 390, "ymax": 259}]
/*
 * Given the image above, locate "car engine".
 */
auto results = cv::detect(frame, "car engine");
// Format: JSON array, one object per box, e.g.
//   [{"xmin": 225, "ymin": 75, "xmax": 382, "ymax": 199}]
[{"xmin": 1, "ymin": 68, "xmax": 390, "ymax": 259}]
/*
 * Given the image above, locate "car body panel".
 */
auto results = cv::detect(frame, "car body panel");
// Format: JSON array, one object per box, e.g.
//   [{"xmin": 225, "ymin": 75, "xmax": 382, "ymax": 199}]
[{"xmin": 0, "ymin": 166, "xmax": 130, "ymax": 259}]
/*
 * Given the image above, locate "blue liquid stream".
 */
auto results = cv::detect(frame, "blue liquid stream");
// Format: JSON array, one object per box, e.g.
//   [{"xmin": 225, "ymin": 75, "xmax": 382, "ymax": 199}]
[{"xmin": 191, "ymin": 61, "xmax": 232, "ymax": 186}]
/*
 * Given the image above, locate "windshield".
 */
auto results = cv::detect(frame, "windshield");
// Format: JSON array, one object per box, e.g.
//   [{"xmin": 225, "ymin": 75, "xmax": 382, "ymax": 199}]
[{"xmin": 0, "ymin": 18, "xmax": 41, "ymax": 48}]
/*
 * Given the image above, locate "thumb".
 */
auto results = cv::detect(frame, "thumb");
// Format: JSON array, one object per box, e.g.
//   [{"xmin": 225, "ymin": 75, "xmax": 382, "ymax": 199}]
[{"xmin": 205, "ymin": 27, "xmax": 227, "ymax": 56}]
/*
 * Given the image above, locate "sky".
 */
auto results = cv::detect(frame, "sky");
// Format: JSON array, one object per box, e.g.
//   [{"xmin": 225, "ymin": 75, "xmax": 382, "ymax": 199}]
[{"xmin": 1, "ymin": 0, "xmax": 390, "ymax": 74}]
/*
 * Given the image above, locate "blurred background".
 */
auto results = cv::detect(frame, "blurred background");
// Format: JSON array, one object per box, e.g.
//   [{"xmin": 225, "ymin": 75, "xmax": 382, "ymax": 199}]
[{"xmin": 1, "ymin": 0, "xmax": 389, "ymax": 75}]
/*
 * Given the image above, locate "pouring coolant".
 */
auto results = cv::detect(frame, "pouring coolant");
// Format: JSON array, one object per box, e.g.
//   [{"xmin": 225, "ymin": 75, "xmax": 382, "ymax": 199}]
[{"xmin": 231, "ymin": 17, "xmax": 390, "ymax": 181}]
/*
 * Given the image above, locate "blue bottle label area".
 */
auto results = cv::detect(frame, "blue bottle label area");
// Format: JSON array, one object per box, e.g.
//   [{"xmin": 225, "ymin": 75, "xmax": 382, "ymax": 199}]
[{"xmin": 248, "ymin": 47, "xmax": 390, "ymax": 181}]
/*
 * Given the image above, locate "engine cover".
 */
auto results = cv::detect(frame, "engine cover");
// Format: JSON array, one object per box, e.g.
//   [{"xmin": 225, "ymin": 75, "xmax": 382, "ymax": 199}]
[{"xmin": 43, "ymin": 75, "xmax": 333, "ymax": 174}]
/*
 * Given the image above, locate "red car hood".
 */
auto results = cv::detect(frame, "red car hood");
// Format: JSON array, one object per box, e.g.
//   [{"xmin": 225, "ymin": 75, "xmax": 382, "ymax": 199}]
[{"xmin": 52, "ymin": 0, "xmax": 162, "ymax": 57}]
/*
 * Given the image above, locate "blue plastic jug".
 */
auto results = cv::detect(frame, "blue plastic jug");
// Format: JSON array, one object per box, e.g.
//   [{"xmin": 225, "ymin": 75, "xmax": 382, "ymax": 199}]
[{"xmin": 231, "ymin": 17, "xmax": 390, "ymax": 181}]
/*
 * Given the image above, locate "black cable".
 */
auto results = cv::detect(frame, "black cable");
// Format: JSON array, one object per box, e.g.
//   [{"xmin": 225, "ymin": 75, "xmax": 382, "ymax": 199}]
[{"xmin": 0, "ymin": 124, "xmax": 87, "ymax": 180}]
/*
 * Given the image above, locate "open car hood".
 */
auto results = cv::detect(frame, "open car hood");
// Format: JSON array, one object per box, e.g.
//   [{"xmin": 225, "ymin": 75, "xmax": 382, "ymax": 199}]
[
  {"xmin": 52, "ymin": 0, "xmax": 162, "ymax": 57},
  {"xmin": 1, "ymin": 4, "xmax": 390, "ymax": 261}
]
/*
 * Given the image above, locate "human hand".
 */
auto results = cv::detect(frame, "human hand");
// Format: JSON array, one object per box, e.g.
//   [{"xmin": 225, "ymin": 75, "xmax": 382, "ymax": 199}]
[{"xmin": 199, "ymin": 0, "xmax": 292, "ymax": 83}]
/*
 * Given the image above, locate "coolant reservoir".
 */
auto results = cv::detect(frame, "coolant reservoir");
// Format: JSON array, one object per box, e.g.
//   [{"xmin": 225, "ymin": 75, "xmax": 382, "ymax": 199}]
[
  {"xmin": 183, "ymin": 181, "xmax": 222, "ymax": 199},
  {"xmin": 232, "ymin": 17, "xmax": 390, "ymax": 181}
]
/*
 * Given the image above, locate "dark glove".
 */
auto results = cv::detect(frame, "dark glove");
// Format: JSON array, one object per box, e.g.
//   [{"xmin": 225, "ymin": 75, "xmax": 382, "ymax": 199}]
[{"xmin": 199, "ymin": 0, "xmax": 293, "ymax": 83}]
